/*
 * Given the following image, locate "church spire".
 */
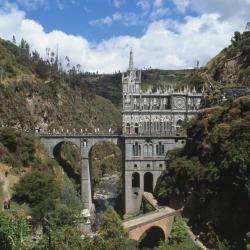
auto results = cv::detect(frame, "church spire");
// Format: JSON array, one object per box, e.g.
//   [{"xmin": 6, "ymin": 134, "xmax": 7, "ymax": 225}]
[{"xmin": 129, "ymin": 48, "xmax": 134, "ymax": 71}]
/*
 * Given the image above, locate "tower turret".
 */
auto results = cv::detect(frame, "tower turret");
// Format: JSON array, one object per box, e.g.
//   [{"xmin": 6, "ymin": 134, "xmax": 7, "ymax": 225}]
[
  {"xmin": 129, "ymin": 49, "xmax": 134, "ymax": 71},
  {"xmin": 122, "ymin": 49, "xmax": 141, "ymax": 94}
]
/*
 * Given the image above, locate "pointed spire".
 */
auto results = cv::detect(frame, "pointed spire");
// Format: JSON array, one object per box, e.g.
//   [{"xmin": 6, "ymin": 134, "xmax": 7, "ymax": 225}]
[{"xmin": 129, "ymin": 48, "xmax": 134, "ymax": 71}]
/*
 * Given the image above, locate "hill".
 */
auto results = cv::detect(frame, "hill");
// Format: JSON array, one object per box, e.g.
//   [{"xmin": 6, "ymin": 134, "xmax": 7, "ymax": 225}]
[
  {"xmin": 154, "ymin": 95, "xmax": 250, "ymax": 249},
  {"xmin": 0, "ymin": 38, "xmax": 192, "ymax": 132},
  {"xmin": 206, "ymin": 30, "xmax": 250, "ymax": 86}
]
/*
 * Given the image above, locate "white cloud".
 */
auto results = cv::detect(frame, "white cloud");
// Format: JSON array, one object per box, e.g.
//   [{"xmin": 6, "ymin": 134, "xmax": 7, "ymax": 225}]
[
  {"xmin": 173, "ymin": 0, "xmax": 250, "ymax": 22},
  {"xmin": 137, "ymin": 0, "xmax": 151, "ymax": 15},
  {"xmin": 154, "ymin": 0, "xmax": 163, "ymax": 7},
  {"xmin": 55, "ymin": 0, "xmax": 66, "ymax": 10},
  {"xmin": 16, "ymin": 0, "xmax": 48, "ymax": 10},
  {"xmin": 90, "ymin": 12, "xmax": 142, "ymax": 27},
  {"xmin": 113, "ymin": 0, "xmax": 124, "ymax": 8},
  {"xmin": 112, "ymin": 12, "xmax": 122, "ymax": 21},
  {"xmin": 89, "ymin": 16, "xmax": 113, "ymax": 26},
  {"xmin": 150, "ymin": 7, "xmax": 169, "ymax": 20},
  {"xmin": 0, "ymin": 4, "xmax": 245, "ymax": 73},
  {"xmin": 173, "ymin": 0, "xmax": 189, "ymax": 13}
]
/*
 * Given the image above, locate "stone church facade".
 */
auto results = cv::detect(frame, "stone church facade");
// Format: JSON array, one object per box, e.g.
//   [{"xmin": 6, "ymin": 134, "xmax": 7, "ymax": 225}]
[{"xmin": 122, "ymin": 51, "xmax": 203, "ymax": 217}]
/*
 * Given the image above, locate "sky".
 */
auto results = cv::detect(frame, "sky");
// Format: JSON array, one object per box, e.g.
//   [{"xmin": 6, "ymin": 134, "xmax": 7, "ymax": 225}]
[{"xmin": 0, "ymin": 0, "xmax": 249, "ymax": 73}]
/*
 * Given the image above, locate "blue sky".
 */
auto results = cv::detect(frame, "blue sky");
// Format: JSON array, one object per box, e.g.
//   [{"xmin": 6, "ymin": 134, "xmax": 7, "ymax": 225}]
[
  {"xmin": 10, "ymin": 0, "xmax": 193, "ymax": 41},
  {"xmin": 0, "ymin": 0, "xmax": 249, "ymax": 72}
]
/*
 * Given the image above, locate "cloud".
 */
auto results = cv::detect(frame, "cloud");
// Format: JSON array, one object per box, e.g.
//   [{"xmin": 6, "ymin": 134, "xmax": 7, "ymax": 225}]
[
  {"xmin": 137, "ymin": 0, "xmax": 151, "ymax": 15},
  {"xmin": 172, "ymin": 0, "xmax": 250, "ymax": 21},
  {"xmin": 173, "ymin": 0, "xmax": 189, "ymax": 13},
  {"xmin": 154, "ymin": 0, "xmax": 163, "ymax": 7},
  {"xmin": 150, "ymin": 7, "xmax": 169, "ymax": 20},
  {"xmin": 0, "ymin": 4, "xmax": 245, "ymax": 73},
  {"xmin": 16, "ymin": 0, "xmax": 48, "ymax": 10},
  {"xmin": 89, "ymin": 16, "xmax": 113, "ymax": 26},
  {"xmin": 113, "ymin": 0, "xmax": 124, "ymax": 8},
  {"xmin": 90, "ymin": 11, "xmax": 142, "ymax": 27},
  {"xmin": 55, "ymin": 0, "xmax": 66, "ymax": 10}
]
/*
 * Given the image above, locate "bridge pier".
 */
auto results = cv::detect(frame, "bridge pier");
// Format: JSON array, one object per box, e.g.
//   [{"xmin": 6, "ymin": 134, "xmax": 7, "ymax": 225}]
[{"xmin": 81, "ymin": 157, "xmax": 92, "ymax": 211}]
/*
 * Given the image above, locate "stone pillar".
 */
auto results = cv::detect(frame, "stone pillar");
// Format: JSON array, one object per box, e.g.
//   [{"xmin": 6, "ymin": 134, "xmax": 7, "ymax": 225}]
[
  {"xmin": 81, "ymin": 157, "xmax": 92, "ymax": 211},
  {"xmin": 80, "ymin": 138, "xmax": 92, "ymax": 211}
]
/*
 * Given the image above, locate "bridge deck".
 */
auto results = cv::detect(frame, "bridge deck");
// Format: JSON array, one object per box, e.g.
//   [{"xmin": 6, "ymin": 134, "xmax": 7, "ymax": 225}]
[
  {"xmin": 39, "ymin": 133, "xmax": 187, "ymax": 139},
  {"xmin": 123, "ymin": 207, "xmax": 175, "ymax": 230}
]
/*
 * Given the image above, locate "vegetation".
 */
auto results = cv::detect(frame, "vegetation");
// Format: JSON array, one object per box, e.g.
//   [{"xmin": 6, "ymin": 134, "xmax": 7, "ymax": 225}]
[
  {"xmin": 90, "ymin": 141, "xmax": 122, "ymax": 188},
  {"xmin": 154, "ymin": 96, "xmax": 250, "ymax": 249},
  {"xmin": 0, "ymin": 213, "xmax": 30, "ymax": 250},
  {"xmin": 13, "ymin": 170, "xmax": 60, "ymax": 220},
  {"xmin": 156, "ymin": 216, "xmax": 200, "ymax": 250}
]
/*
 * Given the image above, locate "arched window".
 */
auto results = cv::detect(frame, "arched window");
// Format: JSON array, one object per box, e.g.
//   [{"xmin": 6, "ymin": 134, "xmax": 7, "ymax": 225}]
[
  {"xmin": 134, "ymin": 123, "xmax": 139, "ymax": 135},
  {"xmin": 144, "ymin": 122, "xmax": 146, "ymax": 132},
  {"xmin": 83, "ymin": 140, "xmax": 87, "ymax": 148},
  {"xmin": 144, "ymin": 172, "xmax": 153, "ymax": 193},
  {"xmin": 144, "ymin": 145, "xmax": 148, "ymax": 157},
  {"xmin": 125, "ymin": 123, "xmax": 131, "ymax": 134},
  {"xmin": 148, "ymin": 144, "xmax": 153, "ymax": 157},
  {"xmin": 132, "ymin": 172, "xmax": 140, "ymax": 188},
  {"xmin": 156, "ymin": 142, "xmax": 165, "ymax": 155},
  {"xmin": 133, "ymin": 142, "xmax": 141, "ymax": 156},
  {"xmin": 176, "ymin": 119, "xmax": 183, "ymax": 133}
]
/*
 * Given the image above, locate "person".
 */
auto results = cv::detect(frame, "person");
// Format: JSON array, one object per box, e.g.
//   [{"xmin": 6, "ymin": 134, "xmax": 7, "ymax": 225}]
[{"xmin": 3, "ymin": 200, "xmax": 9, "ymax": 209}]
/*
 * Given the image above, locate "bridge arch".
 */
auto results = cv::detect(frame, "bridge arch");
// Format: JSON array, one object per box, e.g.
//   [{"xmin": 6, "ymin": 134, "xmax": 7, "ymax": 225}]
[
  {"xmin": 40, "ymin": 135, "xmax": 121, "ymax": 210},
  {"xmin": 53, "ymin": 141, "xmax": 81, "ymax": 183},
  {"xmin": 138, "ymin": 226, "xmax": 165, "ymax": 249},
  {"xmin": 88, "ymin": 140, "xmax": 122, "ymax": 192}
]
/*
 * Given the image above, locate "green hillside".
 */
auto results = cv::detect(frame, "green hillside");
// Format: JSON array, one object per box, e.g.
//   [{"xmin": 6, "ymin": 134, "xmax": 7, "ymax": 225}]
[
  {"xmin": 154, "ymin": 95, "xmax": 250, "ymax": 249},
  {"xmin": 0, "ymin": 37, "xmax": 192, "ymax": 132}
]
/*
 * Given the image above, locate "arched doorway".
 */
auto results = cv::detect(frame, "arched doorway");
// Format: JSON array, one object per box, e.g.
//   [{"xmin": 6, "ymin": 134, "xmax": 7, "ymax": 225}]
[
  {"xmin": 134, "ymin": 123, "xmax": 139, "ymax": 135},
  {"xmin": 125, "ymin": 123, "xmax": 131, "ymax": 134},
  {"xmin": 138, "ymin": 226, "xmax": 165, "ymax": 249},
  {"xmin": 144, "ymin": 172, "xmax": 153, "ymax": 193}
]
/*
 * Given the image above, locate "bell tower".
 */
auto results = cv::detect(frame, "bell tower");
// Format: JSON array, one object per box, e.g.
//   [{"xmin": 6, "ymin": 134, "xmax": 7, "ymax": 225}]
[{"xmin": 122, "ymin": 49, "xmax": 141, "ymax": 94}]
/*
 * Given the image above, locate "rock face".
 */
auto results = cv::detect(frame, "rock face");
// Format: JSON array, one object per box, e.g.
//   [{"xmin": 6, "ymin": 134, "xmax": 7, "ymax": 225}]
[
  {"xmin": 0, "ymin": 80, "xmax": 121, "ymax": 132},
  {"xmin": 205, "ymin": 31, "xmax": 250, "ymax": 87}
]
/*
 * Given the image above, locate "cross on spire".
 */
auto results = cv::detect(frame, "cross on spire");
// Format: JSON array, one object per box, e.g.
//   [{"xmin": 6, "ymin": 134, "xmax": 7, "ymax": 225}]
[{"xmin": 129, "ymin": 48, "xmax": 134, "ymax": 71}]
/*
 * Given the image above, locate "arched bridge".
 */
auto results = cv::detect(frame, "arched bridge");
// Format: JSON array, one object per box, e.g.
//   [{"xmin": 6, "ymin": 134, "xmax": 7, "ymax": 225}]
[
  {"xmin": 39, "ymin": 133, "xmax": 123, "ymax": 211},
  {"xmin": 123, "ymin": 207, "xmax": 175, "ymax": 242}
]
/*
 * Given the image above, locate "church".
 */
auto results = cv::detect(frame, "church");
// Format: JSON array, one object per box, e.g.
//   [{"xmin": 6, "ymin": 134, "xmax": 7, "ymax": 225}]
[{"xmin": 122, "ymin": 50, "xmax": 203, "ymax": 217}]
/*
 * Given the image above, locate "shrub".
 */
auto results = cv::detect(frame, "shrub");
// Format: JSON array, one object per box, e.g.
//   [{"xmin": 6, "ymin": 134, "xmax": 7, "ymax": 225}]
[{"xmin": 13, "ymin": 170, "xmax": 60, "ymax": 219}]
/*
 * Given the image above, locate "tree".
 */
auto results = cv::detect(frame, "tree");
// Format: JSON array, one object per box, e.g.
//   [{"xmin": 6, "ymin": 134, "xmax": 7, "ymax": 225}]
[
  {"xmin": 100, "ymin": 204, "xmax": 125, "ymax": 239},
  {"xmin": 12, "ymin": 35, "xmax": 16, "ymax": 45},
  {"xmin": 246, "ymin": 22, "xmax": 250, "ymax": 31},
  {"xmin": 13, "ymin": 171, "xmax": 60, "ymax": 219},
  {"xmin": 231, "ymin": 31, "xmax": 242, "ymax": 46},
  {"xmin": 0, "ymin": 128, "xmax": 18, "ymax": 152}
]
